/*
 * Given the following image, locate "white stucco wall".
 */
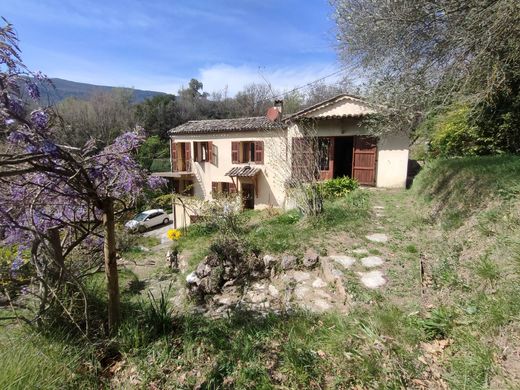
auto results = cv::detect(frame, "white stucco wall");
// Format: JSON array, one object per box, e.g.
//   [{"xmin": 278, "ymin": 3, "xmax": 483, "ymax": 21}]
[
  {"xmin": 172, "ymin": 129, "xmax": 289, "ymax": 209},
  {"xmin": 287, "ymin": 118, "xmax": 409, "ymax": 188},
  {"xmin": 375, "ymin": 132, "xmax": 410, "ymax": 188}
]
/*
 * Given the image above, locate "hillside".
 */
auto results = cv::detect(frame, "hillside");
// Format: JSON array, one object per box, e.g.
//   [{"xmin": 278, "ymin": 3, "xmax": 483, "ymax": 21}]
[
  {"xmin": 43, "ymin": 78, "xmax": 165, "ymax": 103},
  {"xmin": 1, "ymin": 155, "xmax": 520, "ymax": 388}
]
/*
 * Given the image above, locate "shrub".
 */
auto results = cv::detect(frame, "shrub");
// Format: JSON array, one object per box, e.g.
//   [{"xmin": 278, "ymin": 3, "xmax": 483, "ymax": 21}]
[
  {"xmin": 115, "ymin": 223, "xmax": 139, "ymax": 252},
  {"xmin": 151, "ymin": 193, "xmax": 174, "ymax": 210},
  {"xmin": 429, "ymin": 105, "xmax": 484, "ymax": 157},
  {"xmin": 199, "ymin": 194, "xmax": 244, "ymax": 234},
  {"xmin": 319, "ymin": 176, "xmax": 359, "ymax": 198}
]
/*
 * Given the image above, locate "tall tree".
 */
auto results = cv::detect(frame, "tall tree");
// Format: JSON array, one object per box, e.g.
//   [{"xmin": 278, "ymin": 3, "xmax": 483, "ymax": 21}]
[
  {"xmin": 55, "ymin": 88, "xmax": 136, "ymax": 147},
  {"xmin": 331, "ymin": 0, "xmax": 520, "ymax": 135},
  {"xmin": 135, "ymin": 94, "xmax": 179, "ymax": 139},
  {"xmin": 0, "ymin": 21, "xmax": 164, "ymax": 333}
]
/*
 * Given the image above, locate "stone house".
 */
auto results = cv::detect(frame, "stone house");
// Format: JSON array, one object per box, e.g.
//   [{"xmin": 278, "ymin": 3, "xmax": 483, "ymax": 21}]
[{"xmin": 157, "ymin": 94, "xmax": 409, "ymax": 226}]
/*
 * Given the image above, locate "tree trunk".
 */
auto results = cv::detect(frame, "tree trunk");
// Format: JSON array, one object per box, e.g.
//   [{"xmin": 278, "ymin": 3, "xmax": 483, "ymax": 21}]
[
  {"xmin": 48, "ymin": 228, "xmax": 65, "ymax": 280},
  {"xmin": 102, "ymin": 198, "xmax": 120, "ymax": 333}
]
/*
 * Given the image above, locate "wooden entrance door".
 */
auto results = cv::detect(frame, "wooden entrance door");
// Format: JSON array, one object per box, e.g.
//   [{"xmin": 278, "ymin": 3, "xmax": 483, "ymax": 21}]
[
  {"xmin": 241, "ymin": 183, "xmax": 255, "ymax": 209},
  {"xmin": 352, "ymin": 136, "xmax": 377, "ymax": 186}
]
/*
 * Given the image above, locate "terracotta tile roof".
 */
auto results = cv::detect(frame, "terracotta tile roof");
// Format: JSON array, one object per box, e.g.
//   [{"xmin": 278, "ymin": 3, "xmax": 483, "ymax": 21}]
[
  {"xmin": 169, "ymin": 116, "xmax": 285, "ymax": 135},
  {"xmin": 285, "ymin": 93, "xmax": 375, "ymax": 120},
  {"xmin": 225, "ymin": 165, "xmax": 261, "ymax": 177}
]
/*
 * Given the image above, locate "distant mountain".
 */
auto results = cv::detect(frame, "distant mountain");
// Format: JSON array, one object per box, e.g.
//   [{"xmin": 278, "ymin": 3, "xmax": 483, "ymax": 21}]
[{"xmin": 43, "ymin": 78, "xmax": 165, "ymax": 103}]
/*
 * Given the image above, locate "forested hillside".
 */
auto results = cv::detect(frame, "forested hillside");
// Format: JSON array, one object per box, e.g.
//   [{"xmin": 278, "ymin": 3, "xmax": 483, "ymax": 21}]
[{"xmin": 44, "ymin": 78, "xmax": 164, "ymax": 103}]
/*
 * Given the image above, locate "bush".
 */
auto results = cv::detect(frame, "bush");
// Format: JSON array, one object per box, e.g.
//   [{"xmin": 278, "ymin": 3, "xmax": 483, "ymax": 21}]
[
  {"xmin": 319, "ymin": 176, "xmax": 359, "ymax": 198},
  {"xmin": 151, "ymin": 193, "xmax": 174, "ymax": 210},
  {"xmin": 429, "ymin": 105, "xmax": 484, "ymax": 157}
]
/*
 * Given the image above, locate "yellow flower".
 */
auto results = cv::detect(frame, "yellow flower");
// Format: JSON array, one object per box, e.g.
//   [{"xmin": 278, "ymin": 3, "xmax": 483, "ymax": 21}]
[{"xmin": 167, "ymin": 229, "xmax": 182, "ymax": 241}]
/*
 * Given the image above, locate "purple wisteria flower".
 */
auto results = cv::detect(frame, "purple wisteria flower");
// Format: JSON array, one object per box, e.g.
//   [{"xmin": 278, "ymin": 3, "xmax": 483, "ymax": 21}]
[
  {"xmin": 7, "ymin": 130, "xmax": 29, "ymax": 144},
  {"xmin": 31, "ymin": 110, "xmax": 49, "ymax": 130},
  {"xmin": 26, "ymin": 81, "xmax": 40, "ymax": 100},
  {"xmin": 147, "ymin": 175, "xmax": 167, "ymax": 189},
  {"xmin": 8, "ymin": 98, "xmax": 24, "ymax": 117}
]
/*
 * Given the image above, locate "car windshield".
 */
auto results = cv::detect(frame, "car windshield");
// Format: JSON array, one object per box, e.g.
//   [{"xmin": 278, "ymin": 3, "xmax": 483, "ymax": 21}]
[{"xmin": 133, "ymin": 212, "xmax": 148, "ymax": 221}]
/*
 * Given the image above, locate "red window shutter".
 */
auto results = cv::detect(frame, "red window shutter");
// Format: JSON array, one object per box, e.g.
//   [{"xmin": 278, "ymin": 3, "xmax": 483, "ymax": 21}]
[
  {"xmin": 254, "ymin": 141, "xmax": 264, "ymax": 164},
  {"xmin": 171, "ymin": 140, "xmax": 177, "ymax": 172},
  {"xmin": 292, "ymin": 137, "xmax": 317, "ymax": 181},
  {"xmin": 185, "ymin": 143, "xmax": 192, "ymax": 171},
  {"xmin": 207, "ymin": 142, "xmax": 212, "ymax": 164},
  {"xmin": 211, "ymin": 181, "xmax": 219, "ymax": 198},
  {"xmin": 231, "ymin": 142, "xmax": 239, "ymax": 163}
]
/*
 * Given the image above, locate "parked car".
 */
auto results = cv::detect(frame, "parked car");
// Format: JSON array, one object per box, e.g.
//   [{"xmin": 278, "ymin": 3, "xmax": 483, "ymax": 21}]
[{"xmin": 125, "ymin": 209, "xmax": 170, "ymax": 232}]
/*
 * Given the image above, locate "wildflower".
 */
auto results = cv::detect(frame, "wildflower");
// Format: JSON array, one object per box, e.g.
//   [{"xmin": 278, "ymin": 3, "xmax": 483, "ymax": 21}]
[
  {"xmin": 167, "ymin": 229, "xmax": 182, "ymax": 241},
  {"xmin": 31, "ymin": 110, "xmax": 49, "ymax": 130},
  {"xmin": 26, "ymin": 81, "xmax": 40, "ymax": 100}
]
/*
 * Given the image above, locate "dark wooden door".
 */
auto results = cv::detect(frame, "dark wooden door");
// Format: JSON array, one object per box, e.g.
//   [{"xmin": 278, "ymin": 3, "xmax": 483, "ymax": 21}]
[
  {"xmin": 241, "ymin": 183, "xmax": 255, "ymax": 209},
  {"xmin": 352, "ymin": 136, "xmax": 377, "ymax": 186}
]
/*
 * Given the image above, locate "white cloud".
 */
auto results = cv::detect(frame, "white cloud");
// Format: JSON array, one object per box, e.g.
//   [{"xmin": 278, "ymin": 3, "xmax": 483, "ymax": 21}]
[{"xmin": 196, "ymin": 63, "xmax": 343, "ymax": 96}]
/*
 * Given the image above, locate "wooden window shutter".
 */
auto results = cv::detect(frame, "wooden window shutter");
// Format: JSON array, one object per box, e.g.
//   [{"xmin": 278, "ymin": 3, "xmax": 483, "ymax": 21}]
[
  {"xmin": 185, "ymin": 143, "xmax": 191, "ymax": 171},
  {"xmin": 211, "ymin": 182, "xmax": 219, "ymax": 198},
  {"xmin": 171, "ymin": 140, "xmax": 177, "ymax": 172},
  {"xmin": 229, "ymin": 181, "xmax": 237, "ymax": 193},
  {"xmin": 193, "ymin": 142, "xmax": 199, "ymax": 162},
  {"xmin": 222, "ymin": 182, "xmax": 230, "ymax": 193},
  {"xmin": 292, "ymin": 137, "xmax": 317, "ymax": 181},
  {"xmin": 231, "ymin": 141, "xmax": 239, "ymax": 163},
  {"xmin": 254, "ymin": 141, "xmax": 264, "ymax": 164},
  {"xmin": 210, "ymin": 142, "xmax": 218, "ymax": 165}
]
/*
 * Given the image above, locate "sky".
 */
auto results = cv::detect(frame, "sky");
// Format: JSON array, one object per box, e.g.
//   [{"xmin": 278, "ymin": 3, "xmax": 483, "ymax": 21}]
[{"xmin": 1, "ymin": 0, "xmax": 342, "ymax": 95}]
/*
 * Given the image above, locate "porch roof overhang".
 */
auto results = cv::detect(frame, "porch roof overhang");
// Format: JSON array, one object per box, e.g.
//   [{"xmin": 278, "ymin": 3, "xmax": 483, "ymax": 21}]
[
  {"xmin": 225, "ymin": 166, "xmax": 261, "ymax": 178},
  {"xmin": 151, "ymin": 171, "xmax": 194, "ymax": 178}
]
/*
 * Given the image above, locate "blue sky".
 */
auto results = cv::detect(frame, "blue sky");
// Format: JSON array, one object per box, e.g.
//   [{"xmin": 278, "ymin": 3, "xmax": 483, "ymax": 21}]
[{"xmin": 1, "ymin": 0, "xmax": 341, "ymax": 95}]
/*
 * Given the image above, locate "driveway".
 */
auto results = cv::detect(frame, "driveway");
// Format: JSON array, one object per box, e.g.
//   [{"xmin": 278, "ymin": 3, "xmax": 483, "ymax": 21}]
[{"xmin": 143, "ymin": 213, "xmax": 175, "ymax": 244}]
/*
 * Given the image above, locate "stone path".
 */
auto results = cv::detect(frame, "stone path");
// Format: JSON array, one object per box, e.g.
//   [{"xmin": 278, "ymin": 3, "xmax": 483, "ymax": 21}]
[
  {"xmin": 356, "ymin": 205, "xmax": 389, "ymax": 288},
  {"xmin": 179, "ymin": 204, "xmax": 393, "ymax": 316}
]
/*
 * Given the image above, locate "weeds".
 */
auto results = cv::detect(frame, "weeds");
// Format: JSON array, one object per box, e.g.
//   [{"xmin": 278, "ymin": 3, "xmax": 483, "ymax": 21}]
[
  {"xmin": 421, "ymin": 306, "xmax": 456, "ymax": 340},
  {"xmin": 475, "ymin": 255, "xmax": 501, "ymax": 287}
]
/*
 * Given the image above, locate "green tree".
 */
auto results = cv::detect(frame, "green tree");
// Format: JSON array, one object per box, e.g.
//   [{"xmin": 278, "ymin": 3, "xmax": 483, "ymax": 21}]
[
  {"xmin": 135, "ymin": 94, "xmax": 179, "ymax": 139},
  {"xmin": 331, "ymin": 0, "xmax": 520, "ymax": 138},
  {"xmin": 55, "ymin": 88, "xmax": 136, "ymax": 147}
]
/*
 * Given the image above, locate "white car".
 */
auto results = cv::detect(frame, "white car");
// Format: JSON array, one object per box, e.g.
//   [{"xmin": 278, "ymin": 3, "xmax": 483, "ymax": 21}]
[{"xmin": 125, "ymin": 209, "xmax": 170, "ymax": 232}]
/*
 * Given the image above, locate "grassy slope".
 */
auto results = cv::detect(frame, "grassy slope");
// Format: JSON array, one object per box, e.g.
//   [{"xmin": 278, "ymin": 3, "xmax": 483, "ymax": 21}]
[{"xmin": 1, "ymin": 155, "xmax": 520, "ymax": 389}]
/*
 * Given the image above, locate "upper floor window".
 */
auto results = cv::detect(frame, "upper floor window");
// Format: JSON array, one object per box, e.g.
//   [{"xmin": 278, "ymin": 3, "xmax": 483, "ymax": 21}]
[
  {"xmin": 171, "ymin": 141, "xmax": 191, "ymax": 172},
  {"xmin": 194, "ymin": 141, "xmax": 218, "ymax": 165},
  {"xmin": 231, "ymin": 141, "xmax": 264, "ymax": 164}
]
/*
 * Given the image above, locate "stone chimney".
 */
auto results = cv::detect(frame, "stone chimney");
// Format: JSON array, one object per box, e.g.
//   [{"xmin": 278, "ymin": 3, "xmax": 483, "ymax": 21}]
[{"xmin": 274, "ymin": 99, "xmax": 283, "ymax": 116}]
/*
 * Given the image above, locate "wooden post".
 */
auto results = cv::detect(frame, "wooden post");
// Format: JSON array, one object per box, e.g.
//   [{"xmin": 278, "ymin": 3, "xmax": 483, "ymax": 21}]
[{"xmin": 102, "ymin": 198, "xmax": 120, "ymax": 333}]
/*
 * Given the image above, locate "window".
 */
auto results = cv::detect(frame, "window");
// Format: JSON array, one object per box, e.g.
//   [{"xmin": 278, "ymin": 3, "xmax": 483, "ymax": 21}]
[
  {"xmin": 231, "ymin": 141, "xmax": 264, "ymax": 164},
  {"xmin": 194, "ymin": 142, "xmax": 209, "ymax": 162},
  {"xmin": 194, "ymin": 141, "xmax": 218, "ymax": 165},
  {"xmin": 211, "ymin": 181, "xmax": 236, "ymax": 198},
  {"xmin": 318, "ymin": 138, "xmax": 330, "ymax": 171},
  {"xmin": 171, "ymin": 141, "xmax": 191, "ymax": 172}
]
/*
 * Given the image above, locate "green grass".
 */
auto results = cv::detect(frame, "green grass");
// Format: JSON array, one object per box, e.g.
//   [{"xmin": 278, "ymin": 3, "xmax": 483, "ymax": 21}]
[
  {"xmin": 0, "ymin": 326, "xmax": 99, "ymax": 389},
  {"xmin": 3, "ymin": 155, "xmax": 520, "ymax": 388}
]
